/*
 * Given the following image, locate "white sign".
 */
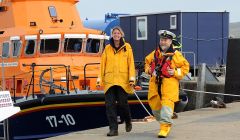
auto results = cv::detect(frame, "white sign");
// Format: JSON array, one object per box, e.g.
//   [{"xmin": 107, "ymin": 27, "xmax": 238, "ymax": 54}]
[
  {"xmin": 0, "ymin": 91, "xmax": 13, "ymax": 108},
  {"xmin": 0, "ymin": 91, "xmax": 20, "ymax": 122}
]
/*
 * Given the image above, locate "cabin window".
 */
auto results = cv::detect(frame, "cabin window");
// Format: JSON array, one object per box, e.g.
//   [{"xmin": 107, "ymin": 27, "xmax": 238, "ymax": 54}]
[
  {"xmin": 86, "ymin": 39, "xmax": 100, "ymax": 53},
  {"xmin": 2, "ymin": 42, "xmax": 9, "ymax": 58},
  {"xmin": 48, "ymin": 6, "xmax": 57, "ymax": 18},
  {"xmin": 40, "ymin": 39, "xmax": 59, "ymax": 54},
  {"xmin": 12, "ymin": 40, "xmax": 22, "ymax": 57},
  {"xmin": 170, "ymin": 15, "xmax": 177, "ymax": 29},
  {"xmin": 64, "ymin": 38, "xmax": 82, "ymax": 53},
  {"xmin": 25, "ymin": 40, "xmax": 36, "ymax": 55},
  {"xmin": 136, "ymin": 16, "xmax": 148, "ymax": 40}
]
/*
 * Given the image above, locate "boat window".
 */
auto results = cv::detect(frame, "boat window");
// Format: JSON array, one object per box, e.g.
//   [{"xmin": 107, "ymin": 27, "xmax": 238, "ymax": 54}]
[
  {"xmin": 12, "ymin": 40, "xmax": 22, "ymax": 57},
  {"xmin": 25, "ymin": 40, "xmax": 36, "ymax": 55},
  {"xmin": 40, "ymin": 39, "xmax": 59, "ymax": 54},
  {"xmin": 2, "ymin": 42, "xmax": 9, "ymax": 58},
  {"xmin": 64, "ymin": 38, "xmax": 82, "ymax": 53},
  {"xmin": 86, "ymin": 39, "xmax": 100, "ymax": 53},
  {"xmin": 48, "ymin": 6, "xmax": 57, "ymax": 18}
]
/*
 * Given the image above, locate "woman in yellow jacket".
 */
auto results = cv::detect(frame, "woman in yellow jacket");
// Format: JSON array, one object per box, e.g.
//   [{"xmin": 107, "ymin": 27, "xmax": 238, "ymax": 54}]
[
  {"xmin": 97, "ymin": 26, "xmax": 135, "ymax": 136},
  {"xmin": 145, "ymin": 30, "xmax": 189, "ymax": 138}
]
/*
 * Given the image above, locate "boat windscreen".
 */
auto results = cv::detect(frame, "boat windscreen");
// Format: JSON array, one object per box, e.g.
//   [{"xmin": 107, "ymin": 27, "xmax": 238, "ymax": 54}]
[
  {"xmin": 86, "ymin": 39, "xmax": 100, "ymax": 53},
  {"xmin": 40, "ymin": 39, "xmax": 59, "ymax": 54},
  {"xmin": 12, "ymin": 40, "xmax": 22, "ymax": 57},
  {"xmin": 64, "ymin": 38, "xmax": 82, "ymax": 53},
  {"xmin": 25, "ymin": 40, "xmax": 36, "ymax": 55},
  {"xmin": 2, "ymin": 42, "xmax": 9, "ymax": 58}
]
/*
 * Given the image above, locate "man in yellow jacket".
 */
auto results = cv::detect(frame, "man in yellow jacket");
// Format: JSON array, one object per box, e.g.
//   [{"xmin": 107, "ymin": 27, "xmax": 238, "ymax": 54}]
[
  {"xmin": 97, "ymin": 26, "xmax": 135, "ymax": 136},
  {"xmin": 145, "ymin": 30, "xmax": 189, "ymax": 138}
]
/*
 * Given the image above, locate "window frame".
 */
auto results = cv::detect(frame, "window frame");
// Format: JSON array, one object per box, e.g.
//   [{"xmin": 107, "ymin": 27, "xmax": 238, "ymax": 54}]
[
  {"xmin": 85, "ymin": 34, "xmax": 109, "ymax": 54},
  {"xmin": 136, "ymin": 16, "xmax": 148, "ymax": 40},
  {"xmin": 39, "ymin": 34, "xmax": 61, "ymax": 55},
  {"xmin": 63, "ymin": 34, "xmax": 86, "ymax": 54},
  {"xmin": 40, "ymin": 39, "xmax": 60, "ymax": 54},
  {"xmin": 24, "ymin": 35, "xmax": 37, "ymax": 56},
  {"xmin": 48, "ymin": 6, "xmax": 57, "ymax": 18},
  {"xmin": 11, "ymin": 40, "xmax": 22, "ymax": 58},
  {"xmin": 24, "ymin": 40, "xmax": 36, "ymax": 56},
  {"xmin": 85, "ymin": 38, "xmax": 101, "ymax": 54},
  {"xmin": 63, "ymin": 38, "xmax": 83, "ymax": 54},
  {"xmin": 2, "ymin": 42, "xmax": 10, "ymax": 58},
  {"xmin": 170, "ymin": 15, "xmax": 177, "ymax": 30}
]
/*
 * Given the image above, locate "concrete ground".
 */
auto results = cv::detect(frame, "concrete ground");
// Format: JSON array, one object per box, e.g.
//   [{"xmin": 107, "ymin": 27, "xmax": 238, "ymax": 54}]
[{"xmin": 44, "ymin": 102, "xmax": 240, "ymax": 140}]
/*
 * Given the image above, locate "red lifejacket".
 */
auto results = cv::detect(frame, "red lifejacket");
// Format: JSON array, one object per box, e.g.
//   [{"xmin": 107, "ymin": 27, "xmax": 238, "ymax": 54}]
[{"xmin": 151, "ymin": 48, "xmax": 174, "ymax": 78}]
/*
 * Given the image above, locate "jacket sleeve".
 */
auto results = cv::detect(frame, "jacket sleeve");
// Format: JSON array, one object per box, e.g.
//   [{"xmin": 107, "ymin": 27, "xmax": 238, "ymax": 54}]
[
  {"xmin": 144, "ymin": 51, "xmax": 155, "ymax": 74},
  {"xmin": 128, "ymin": 45, "xmax": 136, "ymax": 84},
  {"xmin": 173, "ymin": 51, "xmax": 190, "ymax": 80},
  {"xmin": 97, "ymin": 47, "xmax": 107, "ymax": 86}
]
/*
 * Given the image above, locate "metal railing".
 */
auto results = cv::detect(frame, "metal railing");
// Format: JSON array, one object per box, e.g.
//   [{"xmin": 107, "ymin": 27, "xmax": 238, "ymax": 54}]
[
  {"xmin": 3, "ymin": 62, "xmax": 90, "ymax": 102},
  {"xmin": 83, "ymin": 63, "xmax": 100, "ymax": 90},
  {"xmin": 182, "ymin": 51, "xmax": 196, "ymax": 78},
  {"xmin": 21, "ymin": 63, "xmax": 70, "ymax": 98}
]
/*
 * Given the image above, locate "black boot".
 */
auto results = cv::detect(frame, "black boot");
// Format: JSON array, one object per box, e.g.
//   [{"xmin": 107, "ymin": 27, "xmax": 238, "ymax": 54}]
[
  {"xmin": 107, "ymin": 130, "xmax": 118, "ymax": 136},
  {"xmin": 125, "ymin": 122, "xmax": 132, "ymax": 132}
]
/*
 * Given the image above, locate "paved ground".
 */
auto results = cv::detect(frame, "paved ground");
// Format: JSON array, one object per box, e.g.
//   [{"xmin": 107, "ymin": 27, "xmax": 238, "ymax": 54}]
[{"xmin": 44, "ymin": 102, "xmax": 240, "ymax": 140}]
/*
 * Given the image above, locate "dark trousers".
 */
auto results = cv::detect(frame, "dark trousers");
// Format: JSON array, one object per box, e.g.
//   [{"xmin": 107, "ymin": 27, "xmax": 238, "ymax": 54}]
[{"xmin": 105, "ymin": 86, "xmax": 132, "ymax": 131}]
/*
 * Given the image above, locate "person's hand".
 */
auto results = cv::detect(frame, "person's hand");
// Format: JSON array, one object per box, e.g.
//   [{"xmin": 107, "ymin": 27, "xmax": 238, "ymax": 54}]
[
  {"xmin": 96, "ymin": 81, "xmax": 101, "ymax": 89},
  {"xmin": 129, "ymin": 81, "xmax": 135, "ymax": 88},
  {"xmin": 167, "ymin": 67, "xmax": 174, "ymax": 76},
  {"xmin": 96, "ymin": 77, "xmax": 101, "ymax": 89},
  {"xmin": 148, "ymin": 68, "xmax": 152, "ymax": 75}
]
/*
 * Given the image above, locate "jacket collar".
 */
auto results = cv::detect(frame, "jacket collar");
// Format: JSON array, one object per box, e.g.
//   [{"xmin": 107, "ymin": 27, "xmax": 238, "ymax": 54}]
[
  {"xmin": 110, "ymin": 37, "xmax": 126, "ymax": 53},
  {"xmin": 156, "ymin": 44, "xmax": 175, "ymax": 57}
]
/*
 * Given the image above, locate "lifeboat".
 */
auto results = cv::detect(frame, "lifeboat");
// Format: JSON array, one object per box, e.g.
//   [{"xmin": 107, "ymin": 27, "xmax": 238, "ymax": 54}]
[{"xmin": 0, "ymin": 0, "xmax": 110, "ymax": 97}]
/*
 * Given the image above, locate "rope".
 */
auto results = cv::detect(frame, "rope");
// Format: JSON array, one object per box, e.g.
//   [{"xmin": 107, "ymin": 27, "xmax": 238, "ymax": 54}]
[
  {"xmin": 182, "ymin": 89, "xmax": 240, "ymax": 97},
  {"xmin": 133, "ymin": 90, "xmax": 152, "ymax": 116},
  {"xmin": 134, "ymin": 89, "xmax": 240, "ymax": 97},
  {"xmin": 133, "ymin": 88, "xmax": 240, "ymax": 116}
]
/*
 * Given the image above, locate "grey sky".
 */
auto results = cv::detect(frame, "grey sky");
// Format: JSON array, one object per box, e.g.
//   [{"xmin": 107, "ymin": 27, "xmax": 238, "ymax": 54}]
[{"xmin": 77, "ymin": 0, "xmax": 239, "ymax": 22}]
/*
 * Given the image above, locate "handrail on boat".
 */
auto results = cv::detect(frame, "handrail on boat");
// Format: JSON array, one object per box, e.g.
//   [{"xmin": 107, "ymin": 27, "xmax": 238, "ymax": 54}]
[
  {"xmin": 21, "ymin": 63, "xmax": 70, "ymax": 100},
  {"xmin": 83, "ymin": 63, "xmax": 100, "ymax": 90},
  {"xmin": 11, "ymin": 66, "xmax": 68, "ymax": 102}
]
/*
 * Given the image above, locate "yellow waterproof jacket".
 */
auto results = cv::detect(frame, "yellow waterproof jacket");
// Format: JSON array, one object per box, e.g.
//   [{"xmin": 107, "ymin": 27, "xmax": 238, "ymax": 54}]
[
  {"xmin": 98, "ymin": 41, "xmax": 135, "ymax": 94},
  {"xmin": 145, "ymin": 50, "xmax": 189, "ymax": 110}
]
